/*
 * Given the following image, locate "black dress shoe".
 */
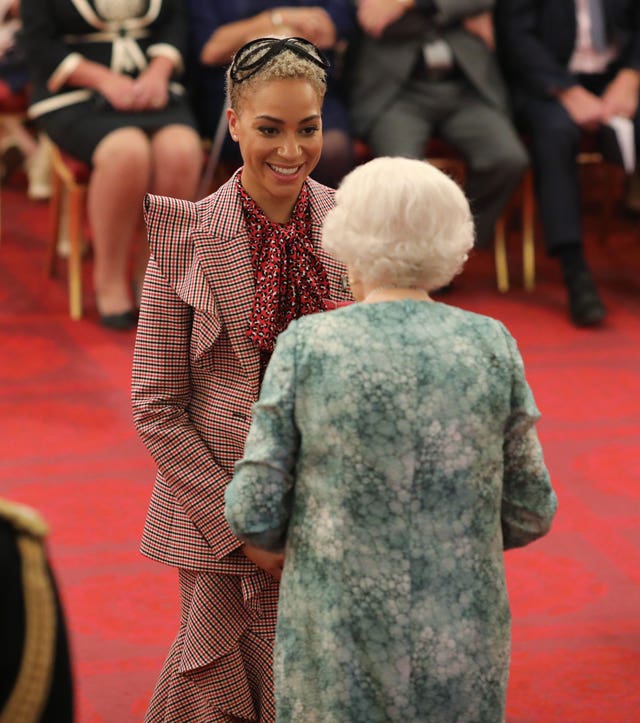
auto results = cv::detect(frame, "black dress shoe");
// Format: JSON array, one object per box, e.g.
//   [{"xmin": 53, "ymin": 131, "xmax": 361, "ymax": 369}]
[
  {"xmin": 565, "ymin": 270, "xmax": 607, "ymax": 327},
  {"xmin": 100, "ymin": 309, "xmax": 138, "ymax": 330}
]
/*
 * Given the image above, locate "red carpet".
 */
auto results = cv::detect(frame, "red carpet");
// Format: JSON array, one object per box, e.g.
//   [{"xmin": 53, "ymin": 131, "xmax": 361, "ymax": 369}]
[{"xmin": 1, "ymin": 176, "xmax": 639, "ymax": 722}]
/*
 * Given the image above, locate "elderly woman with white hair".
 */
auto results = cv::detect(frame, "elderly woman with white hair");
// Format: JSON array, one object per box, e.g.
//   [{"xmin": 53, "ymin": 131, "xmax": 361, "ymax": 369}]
[{"xmin": 225, "ymin": 156, "xmax": 558, "ymax": 722}]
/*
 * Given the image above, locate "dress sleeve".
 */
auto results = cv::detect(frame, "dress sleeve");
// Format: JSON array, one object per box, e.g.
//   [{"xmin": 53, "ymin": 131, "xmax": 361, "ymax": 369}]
[
  {"xmin": 225, "ymin": 324, "xmax": 300, "ymax": 553},
  {"xmin": 499, "ymin": 324, "xmax": 558, "ymax": 550},
  {"xmin": 20, "ymin": 0, "xmax": 82, "ymax": 89},
  {"xmin": 146, "ymin": 0, "xmax": 189, "ymax": 69}
]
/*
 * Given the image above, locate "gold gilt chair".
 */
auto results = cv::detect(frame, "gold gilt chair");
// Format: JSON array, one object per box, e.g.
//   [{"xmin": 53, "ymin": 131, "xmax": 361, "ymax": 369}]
[
  {"xmin": 354, "ymin": 138, "xmax": 536, "ymax": 293},
  {"xmin": 45, "ymin": 139, "xmax": 90, "ymax": 320}
]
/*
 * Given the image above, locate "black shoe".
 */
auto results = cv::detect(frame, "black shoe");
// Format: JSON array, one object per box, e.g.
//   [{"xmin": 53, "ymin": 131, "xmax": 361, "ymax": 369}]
[
  {"xmin": 100, "ymin": 309, "xmax": 138, "ymax": 330},
  {"xmin": 0, "ymin": 143, "xmax": 25, "ymax": 185},
  {"xmin": 565, "ymin": 271, "xmax": 607, "ymax": 327}
]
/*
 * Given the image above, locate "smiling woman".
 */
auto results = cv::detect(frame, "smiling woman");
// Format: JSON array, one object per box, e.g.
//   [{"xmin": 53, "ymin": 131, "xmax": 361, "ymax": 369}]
[
  {"xmin": 131, "ymin": 36, "xmax": 351, "ymax": 723},
  {"xmin": 228, "ymin": 78, "xmax": 323, "ymax": 221},
  {"xmin": 226, "ymin": 37, "xmax": 329, "ymax": 221}
]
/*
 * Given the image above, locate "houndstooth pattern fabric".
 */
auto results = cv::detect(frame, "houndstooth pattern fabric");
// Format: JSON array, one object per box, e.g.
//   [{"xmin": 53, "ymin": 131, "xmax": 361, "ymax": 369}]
[
  {"xmin": 144, "ymin": 569, "xmax": 279, "ymax": 722},
  {"xmin": 133, "ymin": 170, "xmax": 350, "ymax": 721}
]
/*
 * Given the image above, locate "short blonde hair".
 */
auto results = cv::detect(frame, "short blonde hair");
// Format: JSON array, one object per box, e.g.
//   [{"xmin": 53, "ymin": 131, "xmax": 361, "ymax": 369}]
[
  {"xmin": 322, "ymin": 157, "xmax": 475, "ymax": 291},
  {"xmin": 226, "ymin": 37, "xmax": 327, "ymax": 111}
]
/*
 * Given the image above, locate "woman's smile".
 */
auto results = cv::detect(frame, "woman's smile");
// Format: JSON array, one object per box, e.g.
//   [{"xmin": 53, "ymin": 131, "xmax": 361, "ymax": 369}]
[{"xmin": 227, "ymin": 77, "xmax": 323, "ymax": 221}]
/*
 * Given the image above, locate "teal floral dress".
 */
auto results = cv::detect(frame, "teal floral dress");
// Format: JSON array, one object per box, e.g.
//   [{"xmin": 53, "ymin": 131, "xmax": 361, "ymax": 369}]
[{"xmin": 225, "ymin": 300, "xmax": 557, "ymax": 723}]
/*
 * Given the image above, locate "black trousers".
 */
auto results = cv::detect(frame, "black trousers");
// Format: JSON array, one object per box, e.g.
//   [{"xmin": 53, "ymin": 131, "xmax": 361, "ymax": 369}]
[{"xmin": 516, "ymin": 72, "xmax": 640, "ymax": 255}]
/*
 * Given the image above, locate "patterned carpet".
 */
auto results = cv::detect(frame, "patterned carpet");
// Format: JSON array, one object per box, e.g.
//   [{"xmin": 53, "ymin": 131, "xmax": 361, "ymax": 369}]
[{"xmin": 1, "ymin": 176, "xmax": 639, "ymax": 722}]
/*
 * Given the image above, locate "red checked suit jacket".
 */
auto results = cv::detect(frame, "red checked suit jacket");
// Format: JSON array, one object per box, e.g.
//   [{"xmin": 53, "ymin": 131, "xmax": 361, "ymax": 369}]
[{"xmin": 132, "ymin": 171, "xmax": 351, "ymax": 574}]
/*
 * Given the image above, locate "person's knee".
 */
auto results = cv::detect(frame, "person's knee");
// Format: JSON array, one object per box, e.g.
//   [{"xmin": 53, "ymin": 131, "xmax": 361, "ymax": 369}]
[
  {"xmin": 152, "ymin": 126, "xmax": 202, "ymax": 172},
  {"xmin": 472, "ymin": 133, "xmax": 529, "ymax": 182},
  {"xmin": 93, "ymin": 128, "xmax": 151, "ymax": 171},
  {"xmin": 524, "ymin": 108, "xmax": 581, "ymax": 154}
]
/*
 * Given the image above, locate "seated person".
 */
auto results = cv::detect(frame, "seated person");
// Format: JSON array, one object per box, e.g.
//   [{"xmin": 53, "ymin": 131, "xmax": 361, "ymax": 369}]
[
  {"xmin": 495, "ymin": 0, "xmax": 640, "ymax": 326},
  {"xmin": 0, "ymin": 0, "xmax": 50, "ymax": 198},
  {"xmin": 185, "ymin": 0, "xmax": 356, "ymax": 188},
  {"xmin": 20, "ymin": 0, "xmax": 203, "ymax": 330},
  {"xmin": 345, "ymin": 0, "xmax": 529, "ymax": 249}
]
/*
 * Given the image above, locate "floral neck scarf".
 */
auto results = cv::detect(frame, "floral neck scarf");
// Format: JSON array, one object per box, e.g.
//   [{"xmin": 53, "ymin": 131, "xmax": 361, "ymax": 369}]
[{"xmin": 237, "ymin": 174, "xmax": 330, "ymax": 365}]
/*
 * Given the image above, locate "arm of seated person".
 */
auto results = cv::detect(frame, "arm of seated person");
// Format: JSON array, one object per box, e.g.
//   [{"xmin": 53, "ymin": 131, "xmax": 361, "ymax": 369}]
[
  {"xmin": 62, "ymin": 58, "xmax": 138, "ymax": 111},
  {"xmin": 200, "ymin": 11, "xmax": 287, "ymax": 66},
  {"xmin": 130, "ymin": 56, "xmax": 175, "ymax": 111}
]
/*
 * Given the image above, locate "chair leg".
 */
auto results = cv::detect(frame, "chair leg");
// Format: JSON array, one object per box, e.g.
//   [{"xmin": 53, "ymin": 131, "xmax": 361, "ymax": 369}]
[
  {"xmin": 47, "ymin": 174, "xmax": 63, "ymax": 277},
  {"xmin": 67, "ymin": 186, "xmax": 84, "ymax": 320},
  {"xmin": 494, "ymin": 216, "xmax": 509, "ymax": 293},
  {"xmin": 521, "ymin": 170, "xmax": 536, "ymax": 291},
  {"xmin": 598, "ymin": 164, "xmax": 614, "ymax": 245}
]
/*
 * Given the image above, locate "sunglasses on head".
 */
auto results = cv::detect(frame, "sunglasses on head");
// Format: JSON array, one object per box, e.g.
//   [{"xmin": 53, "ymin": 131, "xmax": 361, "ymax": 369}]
[{"xmin": 229, "ymin": 36, "xmax": 330, "ymax": 84}]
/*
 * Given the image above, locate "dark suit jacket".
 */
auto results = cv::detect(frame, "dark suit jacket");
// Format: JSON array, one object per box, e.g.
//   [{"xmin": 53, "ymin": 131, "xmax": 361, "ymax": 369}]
[
  {"xmin": 495, "ymin": 0, "xmax": 640, "ymax": 98},
  {"xmin": 347, "ymin": 0, "xmax": 510, "ymax": 138}
]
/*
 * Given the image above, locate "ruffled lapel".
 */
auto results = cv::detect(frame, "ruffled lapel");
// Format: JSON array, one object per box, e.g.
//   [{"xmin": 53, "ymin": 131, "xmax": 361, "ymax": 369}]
[
  {"xmin": 143, "ymin": 183, "xmax": 260, "ymax": 392},
  {"xmin": 192, "ymin": 177, "xmax": 260, "ymax": 391}
]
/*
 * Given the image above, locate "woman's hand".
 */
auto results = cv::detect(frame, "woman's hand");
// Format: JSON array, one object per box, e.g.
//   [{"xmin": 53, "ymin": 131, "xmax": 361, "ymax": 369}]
[
  {"xmin": 97, "ymin": 71, "xmax": 138, "ymax": 111},
  {"xmin": 242, "ymin": 544, "xmax": 284, "ymax": 580},
  {"xmin": 276, "ymin": 7, "xmax": 337, "ymax": 49},
  {"xmin": 130, "ymin": 57, "xmax": 173, "ymax": 111}
]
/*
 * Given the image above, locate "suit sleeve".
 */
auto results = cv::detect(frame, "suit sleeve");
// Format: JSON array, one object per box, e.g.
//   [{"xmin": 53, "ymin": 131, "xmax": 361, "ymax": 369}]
[
  {"xmin": 322, "ymin": 0, "xmax": 356, "ymax": 38},
  {"xmin": 499, "ymin": 324, "xmax": 557, "ymax": 550},
  {"xmin": 132, "ymin": 199, "xmax": 242, "ymax": 560},
  {"xmin": 225, "ymin": 325, "xmax": 300, "ymax": 553},
  {"xmin": 433, "ymin": 0, "xmax": 494, "ymax": 25},
  {"xmin": 620, "ymin": 2, "xmax": 640, "ymax": 71}
]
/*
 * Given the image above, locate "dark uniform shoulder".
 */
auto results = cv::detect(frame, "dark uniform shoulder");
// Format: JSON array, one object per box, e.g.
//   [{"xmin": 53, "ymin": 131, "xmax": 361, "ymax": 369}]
[{"xmin": 0, "ymin": 498, "xmax": 73, "ymax": 723}]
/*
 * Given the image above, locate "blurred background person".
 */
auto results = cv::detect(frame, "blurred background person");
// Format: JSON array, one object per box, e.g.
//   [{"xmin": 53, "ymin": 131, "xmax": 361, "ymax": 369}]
[
  {"xmin": 226, "ymin": 156, "xmax": 557, "ymax": 723},
  {"xmin": 345, "ymin": 0, "xmax": 528, "ymax": 248},
  {"xmin": 0, "ymin": 0, "xmax": 50, "ymax": 198},
  {"xmin": 132, "ymin": 37, "xmax": 351, "ymax": 722},
  {"xmin": 495, "ymin": 0, "xmax": 640, "ymax": 327},
  {"xmin": 185, "ymin": 0, "xmax": 356, "ymax": 188},
  {"xmin": 20, "ymin": 0, "xmax": 203, "ymax": 330}
]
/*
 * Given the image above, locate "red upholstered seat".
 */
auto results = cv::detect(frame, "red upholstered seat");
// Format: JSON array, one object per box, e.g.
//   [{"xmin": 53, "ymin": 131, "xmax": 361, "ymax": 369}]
[
  {"xmin": 0, "ymin": 86, "xmax": 28, "ymax": 113},
  {"xmin": 57, "ymin": 150, "xmax": 91, "ymax": 184}
]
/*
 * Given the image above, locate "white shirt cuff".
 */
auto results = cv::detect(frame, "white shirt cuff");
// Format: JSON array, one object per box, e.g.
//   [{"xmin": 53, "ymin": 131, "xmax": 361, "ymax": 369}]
[{"xmin": 48, "ymin": 52, "xmax": 83, "ymax": 92}]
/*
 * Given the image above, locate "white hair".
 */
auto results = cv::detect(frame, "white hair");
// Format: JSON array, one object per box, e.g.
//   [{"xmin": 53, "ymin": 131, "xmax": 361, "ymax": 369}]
[{"xmin": 322, "ymin": 157, "xmax": 475, "ymax": 291}]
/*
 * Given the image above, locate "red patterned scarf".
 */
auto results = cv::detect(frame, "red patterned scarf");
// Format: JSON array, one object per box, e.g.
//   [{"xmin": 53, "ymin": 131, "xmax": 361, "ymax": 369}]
[{"xmin": 237, "ymin": 174, "xmax": 330, "ymax": 360}]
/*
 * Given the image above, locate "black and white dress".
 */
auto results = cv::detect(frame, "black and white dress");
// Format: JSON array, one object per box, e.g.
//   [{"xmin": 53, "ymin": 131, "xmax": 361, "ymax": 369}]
[{"xmin": 21, "ymin": 0, "xmax": 196, "ymax": 164}]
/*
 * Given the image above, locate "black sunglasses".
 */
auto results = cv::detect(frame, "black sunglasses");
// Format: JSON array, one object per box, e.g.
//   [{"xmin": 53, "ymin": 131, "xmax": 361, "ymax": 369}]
[{"xmin": 229, "ymin": 36, "xmax": 330, "ymax": 84}]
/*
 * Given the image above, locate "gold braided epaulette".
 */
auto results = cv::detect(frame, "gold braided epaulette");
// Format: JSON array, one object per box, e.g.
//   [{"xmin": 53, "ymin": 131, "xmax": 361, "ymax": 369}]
[{"xmin": 0, "ymin": 498, "xmax": 49, "ymax": 538}]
